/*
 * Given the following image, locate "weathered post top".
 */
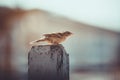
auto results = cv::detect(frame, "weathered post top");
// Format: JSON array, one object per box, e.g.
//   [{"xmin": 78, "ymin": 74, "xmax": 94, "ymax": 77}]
[{"xmin": 28, "ymin": 44, "xmax": 69, "ymax": 80}]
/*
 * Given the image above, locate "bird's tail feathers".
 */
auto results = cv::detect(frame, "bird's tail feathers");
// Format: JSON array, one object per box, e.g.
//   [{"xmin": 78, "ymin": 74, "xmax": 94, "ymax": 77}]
[{"xmin": 29, "ymin": 39, "xmax": 45, "ymax": 44}]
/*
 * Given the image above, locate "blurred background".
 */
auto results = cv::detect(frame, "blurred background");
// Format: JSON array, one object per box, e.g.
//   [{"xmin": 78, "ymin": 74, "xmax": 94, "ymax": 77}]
[{"xmin": 0, "ymin": 0, "xmax": 120, "ymax": 80}]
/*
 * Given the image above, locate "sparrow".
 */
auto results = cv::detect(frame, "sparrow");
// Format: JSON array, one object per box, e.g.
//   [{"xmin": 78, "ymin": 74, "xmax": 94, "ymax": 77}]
[{"xmin": 30, "ymin": 31, "xmax": 72, "ymax": 45}]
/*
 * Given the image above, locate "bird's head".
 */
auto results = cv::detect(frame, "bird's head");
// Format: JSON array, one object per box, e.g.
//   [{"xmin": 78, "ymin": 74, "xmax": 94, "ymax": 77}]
[{"xmin": 63, "ymin": 31, "xmax": 73, "ymax": 36}]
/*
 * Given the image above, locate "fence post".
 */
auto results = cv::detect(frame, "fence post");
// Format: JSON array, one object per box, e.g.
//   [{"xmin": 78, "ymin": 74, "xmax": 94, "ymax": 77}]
[{"xmin": 28, "ymin": 44, "xmax": 69, "ymax": 80}]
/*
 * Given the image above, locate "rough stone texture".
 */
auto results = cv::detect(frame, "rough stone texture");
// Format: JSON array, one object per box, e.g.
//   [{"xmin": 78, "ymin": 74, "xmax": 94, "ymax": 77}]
[{"xmin": 28, "ymin": 44, "xmax": 69, "ymax": 80}]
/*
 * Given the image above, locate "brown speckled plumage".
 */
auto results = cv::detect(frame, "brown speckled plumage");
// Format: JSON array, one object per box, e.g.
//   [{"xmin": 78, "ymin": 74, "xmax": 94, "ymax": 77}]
[{"xmin": 30, "ymin": 31, "xmax": 72, "ymax": 45}]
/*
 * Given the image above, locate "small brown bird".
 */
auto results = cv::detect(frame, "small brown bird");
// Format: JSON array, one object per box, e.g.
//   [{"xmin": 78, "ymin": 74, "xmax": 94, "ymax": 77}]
[{"xmin": 30, "ymin": 31, "xmax": 72, "ymax": 45}]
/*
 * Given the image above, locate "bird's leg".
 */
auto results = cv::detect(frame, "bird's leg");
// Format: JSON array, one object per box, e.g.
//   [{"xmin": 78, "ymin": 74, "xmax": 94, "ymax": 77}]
[{"xmin": 53, "ymin": 42, "xmax": 59, "ymax": 45}]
